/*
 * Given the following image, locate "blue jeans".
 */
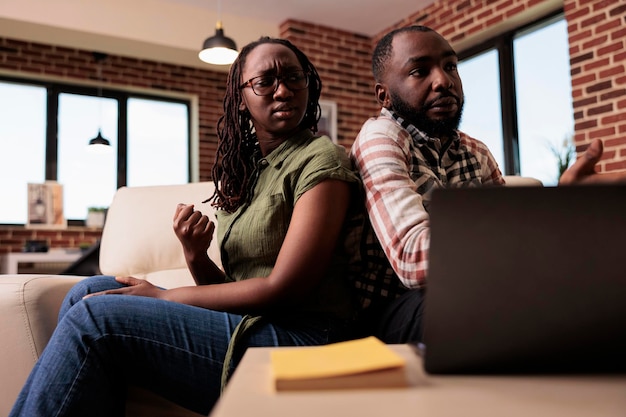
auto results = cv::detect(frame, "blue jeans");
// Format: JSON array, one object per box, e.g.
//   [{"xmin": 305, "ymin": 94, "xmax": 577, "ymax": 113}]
[{"xmin": 10, "ymin": 275, "xmax": 349, "ymax": 417}]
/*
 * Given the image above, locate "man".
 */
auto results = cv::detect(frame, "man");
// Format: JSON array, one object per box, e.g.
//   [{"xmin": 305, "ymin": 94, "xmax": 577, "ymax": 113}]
[{"xmin": 350, "ymin": 25, "xmax": 625, "ymax": 344}]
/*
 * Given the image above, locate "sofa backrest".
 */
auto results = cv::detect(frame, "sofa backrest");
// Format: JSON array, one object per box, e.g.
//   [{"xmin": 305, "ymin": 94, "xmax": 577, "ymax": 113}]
[
  {"xmin": 98, "ymin": 177, "xmax": 539, "ymax": 289},
  {"xmin": 502, "ymin": 175, "xmax": 543, "ymax": 186},
  {"xmin": 99, "ymin": 182, "xmax": 221, "ymax": 289}
]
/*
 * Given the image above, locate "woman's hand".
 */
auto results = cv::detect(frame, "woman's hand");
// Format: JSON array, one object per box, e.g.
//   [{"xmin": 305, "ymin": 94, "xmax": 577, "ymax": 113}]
[
  {"xmin": 173, "ymin": 203, "xmax": 225, "ymax": 286},
  {"xmin": 84, "ymin": 276, "xmax": 163, "ymax": 299},
  {"xmin": 173, "ymin": 203, "xmax": 215, "ymax": 258}
]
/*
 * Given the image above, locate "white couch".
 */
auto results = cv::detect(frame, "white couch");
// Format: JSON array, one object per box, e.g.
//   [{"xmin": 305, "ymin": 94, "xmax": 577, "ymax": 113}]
[
  {"xmin": 0, "ymin": 176, "xmax": 541, "ymax": 416},
  {"xmin": 0, "ymin": 181, "xmax": 220, "ymax": 417}
]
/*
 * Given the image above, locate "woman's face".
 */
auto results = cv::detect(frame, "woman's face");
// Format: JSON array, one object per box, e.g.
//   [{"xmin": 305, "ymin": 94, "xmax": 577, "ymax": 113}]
[{"xmin": 239, "ymin": 43, "xmax": 309, "ymax": 144}]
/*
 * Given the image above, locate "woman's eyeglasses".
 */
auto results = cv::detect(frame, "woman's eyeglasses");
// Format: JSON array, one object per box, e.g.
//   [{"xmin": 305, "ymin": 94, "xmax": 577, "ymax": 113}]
[{"xmin": 240, "ymin": 71, "xmax": 310, "ymax": 96}]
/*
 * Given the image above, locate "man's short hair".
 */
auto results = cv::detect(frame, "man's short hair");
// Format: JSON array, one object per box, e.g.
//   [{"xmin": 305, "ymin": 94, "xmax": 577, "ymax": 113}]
[{"xmin": 372, "ymin": 25, "xmax": 434, "ymax": 83}]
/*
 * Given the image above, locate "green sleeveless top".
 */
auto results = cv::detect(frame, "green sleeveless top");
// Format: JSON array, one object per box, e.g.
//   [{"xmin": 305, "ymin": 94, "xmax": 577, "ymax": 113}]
[{"xmin": 216, "ymin": 129, "xmax": 362, "ymax": 321}]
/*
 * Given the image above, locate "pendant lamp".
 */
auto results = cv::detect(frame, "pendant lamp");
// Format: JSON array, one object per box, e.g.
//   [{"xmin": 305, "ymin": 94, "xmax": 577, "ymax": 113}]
[
  {"xmin": 199, "ymin": 0, "xmax": 238, "ymax": 65},
  {"xmin": 88, "ymin": 52, "xmax": 112, "ymax": 150},
  {"xmin": 89, "ymin": 129, "xmax": 110, "ymax": 146}
]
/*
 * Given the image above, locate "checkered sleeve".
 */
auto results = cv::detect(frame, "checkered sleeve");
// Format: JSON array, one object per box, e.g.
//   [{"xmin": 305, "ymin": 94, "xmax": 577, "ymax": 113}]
[
  {"xmin": 458, "ymin": 132, "xmax": 505, "ymax": 186},
  {"xmin": 351, "ymin": 117, "xmax": 431, "ymax": 290}
]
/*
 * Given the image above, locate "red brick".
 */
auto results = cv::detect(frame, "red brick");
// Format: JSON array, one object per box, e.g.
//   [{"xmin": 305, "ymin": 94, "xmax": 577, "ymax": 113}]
[
  {"xmin": 587, "ymin": 103, "xmax": 613, "ymax": 116},
  {"xmin": 602, "ymin": 112, "xmax": 626, "ymax": 124},
  {"xmin": 587, "ymin": 80, "xmax": 613, "ymax": 93},
  {"xmin": 571, "ymin": 73, "xmax": 597, "ymax": 86},
  {"xmin": 582, "ymin": 35, "xmax": 608, "ymax": 50},
  {"xmin": 567, "ymin": 6, "xmax": 591, "ymax": 21},
  {"xmin": 589, "ymin": 126, "xmax": 616, "ymax": 139},
  {"xmin": 600, "ymin": 65, "xmax": 625, "ymax": 78},
  {"xmin": 573, "ymin": 96, "xmax": 598, "ymax": 108},
  {"xmin": 576, "ymin": 120, "xmax": 599, "ymax": 130},
  {"xmin": 598, "ymin": 41, "xmax": 624, "ymax": 57},
  {"xmin": 581, "ymin": 13, "xmax": 607, "ymax": 28},
  {"xmin": 583, "ymin": 57, "xmax": 610, "ymax": 71}
]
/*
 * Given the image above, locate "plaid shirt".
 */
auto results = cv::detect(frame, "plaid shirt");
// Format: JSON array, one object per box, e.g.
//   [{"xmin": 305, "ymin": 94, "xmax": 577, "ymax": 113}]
[{"xmin": 350, "ymin": 108, "xmax": 504, "ymax": 308}]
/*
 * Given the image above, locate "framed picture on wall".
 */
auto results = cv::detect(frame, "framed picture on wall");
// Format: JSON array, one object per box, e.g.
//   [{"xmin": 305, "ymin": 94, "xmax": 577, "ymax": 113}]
[
  {"xmin": 27, "ymin": 181, "xmax": 66, "ymax": 229},
  {"xmin": 318, "ymin": 100, "xmax": 338, "ymax": 143}
]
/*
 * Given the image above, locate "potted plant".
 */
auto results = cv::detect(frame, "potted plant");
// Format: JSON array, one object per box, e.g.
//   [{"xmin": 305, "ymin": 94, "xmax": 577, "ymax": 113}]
[
  {"xmin": 86, "ymin": 206, "xmax": 107, "ymax": 228},
  {"xmin": 549, "ymin": 134, "xmax": 576, "ymax": 181}
]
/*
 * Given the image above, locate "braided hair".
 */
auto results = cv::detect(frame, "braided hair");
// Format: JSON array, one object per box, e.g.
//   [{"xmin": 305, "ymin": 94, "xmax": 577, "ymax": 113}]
[{"xmin": 209, "ymin": 37, "xmax": 323, "ymax": 213}]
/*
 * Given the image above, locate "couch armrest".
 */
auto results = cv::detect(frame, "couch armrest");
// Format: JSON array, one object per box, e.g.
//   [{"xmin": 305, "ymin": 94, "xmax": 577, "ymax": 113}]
[
  {"xmin": 100, "ymin": 182, "xmax": 221, "ymax": 288},
  {"xmin": 0, "ymin": 275, "xmax": 84, "ymax": 417},
  {"xmin": 0, "ymin": 275, "xmax": 206, "ymax": 417}
]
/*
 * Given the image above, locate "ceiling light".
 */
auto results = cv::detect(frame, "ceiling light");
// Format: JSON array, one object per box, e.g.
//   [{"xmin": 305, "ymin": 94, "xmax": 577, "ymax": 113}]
[
  {"xmin": 88, "ymin": 129, "xmax": 110, "ymax": 147},
  {"xmin": 88, "ymin": 52, "xmax": 112, "ymax": 151},
  {"xmin": 199, "ymin": 0, "xmax": 238, "ymax": 65},
  {"xmin": 87, "ymin": 129, "xmax": 113, "ymax": 154}
]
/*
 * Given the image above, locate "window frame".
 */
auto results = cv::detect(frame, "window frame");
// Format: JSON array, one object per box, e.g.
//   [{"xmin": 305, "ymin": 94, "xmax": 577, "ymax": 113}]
[
  {"xmin": 457, "ymin": 10, "xmax": 565, "ymax": 176},
  {"xmin": 1, "ymin": 75, "xmax": 193, "ymax": 223}
]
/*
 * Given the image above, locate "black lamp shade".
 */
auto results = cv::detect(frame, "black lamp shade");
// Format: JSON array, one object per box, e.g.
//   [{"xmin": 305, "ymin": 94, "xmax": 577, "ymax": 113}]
[
  {"xmin": 199, "ymin": 24, "xmax": 238, "ymax": 65},
  {"xmin": 88, "ymin": 130, "xmax": 111, "ymax": 147},
  {"xmin": 202, "ymin": 28, "xmax": 237, "ymax": 50}
]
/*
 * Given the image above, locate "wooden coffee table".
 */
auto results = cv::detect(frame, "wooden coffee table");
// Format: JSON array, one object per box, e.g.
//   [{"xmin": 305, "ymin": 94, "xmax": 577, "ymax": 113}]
[{"xmin": 210, "ymin": 344, "xmax": 626, "ymax": 417}]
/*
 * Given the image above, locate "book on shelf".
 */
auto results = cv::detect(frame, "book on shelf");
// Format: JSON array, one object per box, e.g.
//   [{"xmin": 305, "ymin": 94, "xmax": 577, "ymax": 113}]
[{"xmin": 270, "ymin": 336, "xmax": 408, "ymax": 391}]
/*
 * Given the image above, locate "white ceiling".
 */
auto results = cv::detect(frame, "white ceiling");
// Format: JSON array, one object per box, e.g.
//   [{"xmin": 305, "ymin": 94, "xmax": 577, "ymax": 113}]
[
  {"xmin": 0, "ymin": 0, "xmax": 435, "ymax": 70},
  {"xmin": 169, "ymin": 0, "xmax": 435, "ymax": 37}
]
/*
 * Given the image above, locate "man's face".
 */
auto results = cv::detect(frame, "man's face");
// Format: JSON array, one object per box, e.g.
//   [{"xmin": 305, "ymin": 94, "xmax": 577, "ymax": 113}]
[{"xmin": 378, "ymin": 31, "xmax": 464, "ymax": 138}]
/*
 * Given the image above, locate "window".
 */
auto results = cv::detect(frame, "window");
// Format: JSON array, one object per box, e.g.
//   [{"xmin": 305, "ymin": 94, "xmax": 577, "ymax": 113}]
[
  {"xmin": 0, "ymin": 82, "xmax": 47, "ymax": 224},
  {"xmin": 458, "ymin": 12, "xmax": 573, "ymax": 186},
  {"xmin": 514, "ymin": 19, "xmax": 574, "ymax": 185},
  {"xmin": 457, "ymin": 50, "xmax": 504, "ymax": 167},
  {"xmin": 127, "ymin": 98, "xmax": 189, "ymax": 187},
  {"xmin": 57, "ymin": 93, "xmax": 119, "ymax": 220},
  {"xmin": 0, "ymin": 78, "xmax": 191, "ymax": 224}
]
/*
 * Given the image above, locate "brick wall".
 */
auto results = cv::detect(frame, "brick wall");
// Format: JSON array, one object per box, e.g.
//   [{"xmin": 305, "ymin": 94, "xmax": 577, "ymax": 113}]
[
  {"xmin": 0, "ymin": 226, "xmax": 103, "ymax": 254},
  {"xmin": 378, "ymin": 0, "xmax": 626, "ymax": 171},
  {"xmin": 1, "ymin": 0, "xmax": 624, "ymax": 253},
  {"xmin": 279, "ymin": 21, "xmax": 379, "ymax": 147},
  {"xmin": 0, "ymin": 39, "xmax": 226, "ymax": 254},
  {"xmin": 0, "ymin": 22, "xmax": 379, "ymax": 253},
  {"xmin": 566, "ymin": 0, "xmax": 626, "ymax": 171},
  {"xmin": 0, "ymin": 38, "xmax": 228, "ymax": 182}
]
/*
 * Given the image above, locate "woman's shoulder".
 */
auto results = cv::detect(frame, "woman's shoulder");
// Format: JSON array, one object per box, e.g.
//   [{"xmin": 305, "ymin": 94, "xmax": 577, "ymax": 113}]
[
  {"xmin": 286, "ymin": 134, "xmax": 358, "ymax": 189},
  {"xmin": 299, "ymin": 134, "xmax": 351, "ymax": 165},
  {"xmin": 307, "ymin": 134, "xmax": 343, "ymax": 151}
]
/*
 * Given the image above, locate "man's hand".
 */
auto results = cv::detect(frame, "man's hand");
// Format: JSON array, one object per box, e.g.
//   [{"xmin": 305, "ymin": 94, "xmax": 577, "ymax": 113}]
[{"xmin": 559, "ymin": 139, "xmax": 626, "ymax": 185}]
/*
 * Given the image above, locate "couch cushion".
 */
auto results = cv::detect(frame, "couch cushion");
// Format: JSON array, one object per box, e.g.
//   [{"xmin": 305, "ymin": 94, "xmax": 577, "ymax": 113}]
[
  {"xmin": 99, "ymin": 182, "xmax": 221, "ymax": 287},
  {"xmin": 0, "ymin": 275, "xmax": 84, "ymax": 417}
]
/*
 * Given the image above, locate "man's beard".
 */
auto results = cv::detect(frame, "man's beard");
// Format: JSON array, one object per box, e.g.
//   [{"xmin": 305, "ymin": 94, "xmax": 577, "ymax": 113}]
[{"xmin": 389, "ymin": 92, "xmax": 464, "ymax": 139}]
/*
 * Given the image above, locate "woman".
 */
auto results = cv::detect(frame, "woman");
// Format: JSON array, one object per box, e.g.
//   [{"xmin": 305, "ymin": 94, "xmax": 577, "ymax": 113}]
[{"xmin": 10, "ymin": 37, "xmax": 362, "ymax": 417}]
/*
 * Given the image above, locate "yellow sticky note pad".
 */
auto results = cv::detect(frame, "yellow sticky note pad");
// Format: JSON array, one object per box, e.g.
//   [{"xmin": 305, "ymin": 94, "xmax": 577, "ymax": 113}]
[{"xmin": 270, "ymin": 336, "xmax": 406, "ymax": 380}]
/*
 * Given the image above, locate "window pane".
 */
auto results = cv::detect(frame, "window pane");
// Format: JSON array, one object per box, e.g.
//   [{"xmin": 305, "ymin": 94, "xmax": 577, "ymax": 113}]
[
  {"xmin": 0, "ymin": 81, "xmax": 46, "ymax": 224},
  {"xmin": 515, "ymin": 19, "xmax": 574, "ymax": 186},
  {"xmin": 458, "ymin": 50, "xmax": 505, "ymax": 171},
  {"xmin": 58, "ymin": 93, "xmax": 118, "ymax": 220},
  {"xmin": 127, "ymin": 98, "xmax": 189, "ymax": 186}
]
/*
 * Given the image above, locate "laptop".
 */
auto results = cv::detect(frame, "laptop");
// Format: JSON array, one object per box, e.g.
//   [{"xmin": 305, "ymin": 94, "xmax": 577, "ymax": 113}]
[{"xmin": 422, "ymin": 184, "xmax": 626, "ymax": 374}]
